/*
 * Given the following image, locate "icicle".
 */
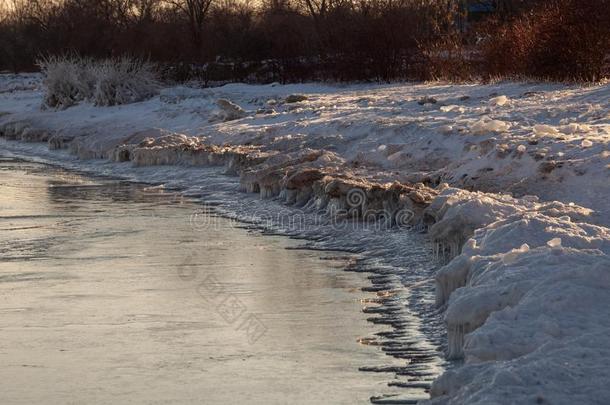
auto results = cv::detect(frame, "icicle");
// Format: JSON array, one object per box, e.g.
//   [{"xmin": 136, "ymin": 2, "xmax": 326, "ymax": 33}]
[
  {"xmin": 447, "ymin": 323, "xmax": 468, "ymax": 360},
  {"xmin": 284, "ymin": 189, "xmax": 297, "ymax": 204}
]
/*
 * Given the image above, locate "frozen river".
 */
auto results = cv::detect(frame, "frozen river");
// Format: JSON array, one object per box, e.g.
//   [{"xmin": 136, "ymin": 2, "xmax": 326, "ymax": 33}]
[{"xmin": 0, "ymin": 156, "xmax": 423, "ymax": 404}]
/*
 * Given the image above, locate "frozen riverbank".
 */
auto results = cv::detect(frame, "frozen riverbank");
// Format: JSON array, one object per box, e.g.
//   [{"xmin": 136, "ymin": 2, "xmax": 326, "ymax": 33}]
[
  {"xmin": 0, "ymin": 157, "xmax": 413, "ymax": 404},
  {"xmin": 0, "ymin": 136, "xmax": 448, "ymax": 405},
  {"xmin": 1, "ymin": 75, "xmax": 609, "ymax": 403}
]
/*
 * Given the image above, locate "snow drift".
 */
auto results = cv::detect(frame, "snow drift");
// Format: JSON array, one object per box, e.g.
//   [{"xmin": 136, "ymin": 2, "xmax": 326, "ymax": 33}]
[{"xmin": 0, "ymin": 74, "xmax": 609, "ymax": 404}]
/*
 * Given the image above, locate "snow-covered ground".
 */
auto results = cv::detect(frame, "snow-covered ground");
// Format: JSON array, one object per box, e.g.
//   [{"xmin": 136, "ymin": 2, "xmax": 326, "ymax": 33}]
[{"xmin": 1, "ymin": 74, "xmax": 609, "ymax": 404}]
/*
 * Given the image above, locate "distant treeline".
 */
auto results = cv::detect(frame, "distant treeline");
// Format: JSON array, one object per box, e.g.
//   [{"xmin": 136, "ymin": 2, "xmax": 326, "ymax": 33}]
[{"xmin": 1, "ymin": 0, "xmax": 608, "ymax": 82}]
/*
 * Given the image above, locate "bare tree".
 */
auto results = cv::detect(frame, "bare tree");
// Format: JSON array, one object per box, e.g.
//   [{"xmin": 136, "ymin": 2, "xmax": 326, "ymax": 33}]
[
  {"xmin": 298, "ymin": 0, "xmax": 349, "ymax": 27},
  {"xmin": 300, "ymin": 0, "xmax": 327, "ymax": 22},
  {"xmin": 297, "ymin": 0, "xmax": 334, "ymax": 53},
  {"xmin": 166, "ymin": 0, "xmax": 213, "ymax": 53}
]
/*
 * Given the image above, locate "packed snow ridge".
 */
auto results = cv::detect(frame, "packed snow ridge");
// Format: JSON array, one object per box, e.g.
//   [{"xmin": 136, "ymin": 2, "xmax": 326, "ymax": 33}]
[{"xmin": 1, "ymin": 74, "xmax": 609, "ymax": 404}]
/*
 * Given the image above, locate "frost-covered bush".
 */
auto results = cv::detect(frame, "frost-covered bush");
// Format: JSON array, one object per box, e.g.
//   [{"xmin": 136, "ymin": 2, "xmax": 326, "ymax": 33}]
[
  {"xmin": 37, "ymin": 56, "xmax": 159, "ymax": 109},
  {"xmin": 92, "ymin": 58, "xmax": 159, "ymax": 106},
  {"xmin": 38, "ymin": 56, "xmax": 95, "ymax": 109}
]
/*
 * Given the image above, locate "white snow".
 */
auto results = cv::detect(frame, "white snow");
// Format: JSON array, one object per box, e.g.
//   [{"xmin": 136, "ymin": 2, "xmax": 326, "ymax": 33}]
[{"xmin": 0, "ymin": 74, "xmax": 609, "ymax": 404}]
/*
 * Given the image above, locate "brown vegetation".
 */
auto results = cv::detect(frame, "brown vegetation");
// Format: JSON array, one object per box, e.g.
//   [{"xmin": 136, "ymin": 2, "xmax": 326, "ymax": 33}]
[
  {"xmin": 0, "ymin": 0, "xmax": 608, "ymax": 82},
  {"xmin": 479, "ymin": 0, "xmax": 610, "ymax": 81}
]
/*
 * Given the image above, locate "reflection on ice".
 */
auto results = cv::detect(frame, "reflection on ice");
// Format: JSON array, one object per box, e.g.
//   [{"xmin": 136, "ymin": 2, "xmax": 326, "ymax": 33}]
[{"xmin": 0, "ymin": 157, "xmax": 445, "ymax": 404}]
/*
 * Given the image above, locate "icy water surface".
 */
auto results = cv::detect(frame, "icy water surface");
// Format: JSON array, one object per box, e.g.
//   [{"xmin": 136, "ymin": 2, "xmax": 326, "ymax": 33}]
[{"xmin": 0, "ymin": 157, "xmax": 407, "ymax": 404}]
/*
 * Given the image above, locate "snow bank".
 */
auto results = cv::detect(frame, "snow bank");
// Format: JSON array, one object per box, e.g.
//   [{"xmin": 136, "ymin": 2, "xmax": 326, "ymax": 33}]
[
  {"xmin": 424, "ymin": 187, "xmax": 592, "ymax": 263},
  {"xmin": 426, "ymin": 186, "xmax": 605, "ymax": 356},
  {"xmin": 429, "ymin": 331, "xmax": 610, "ymax": 404},
  {"xmin": 105, "ymin": 127, "xmax": 437, "ymax": 226},
  {"xmin": 0, "ymin": 75, "xmax": 609, "ymax": 403},
  {"xmin": 421, "ymin": 185, "xmax": 610, "ymax": 403},
  {"xmin": 426, "ymin": 254, "xmax": 610, "ymax": 404},
  {"xmin": 0, "ymin": 74, "xmax": 40, "ymax": 94}
]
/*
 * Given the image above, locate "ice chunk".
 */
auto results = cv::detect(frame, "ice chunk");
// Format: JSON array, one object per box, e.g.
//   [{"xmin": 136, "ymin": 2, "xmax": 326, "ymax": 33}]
[
  {"xmin": 418, "ymin": 96, "xmax": 437, "ymax": 105},
  {"xmin": 561, "ymin": 123, "xmax": 593, "ymax": 135},
  {"xmin": 216, "ymin": 99, "xmax": 246, "ymax": 121},
  {"xmin": 533, "ymin": 124, "xmax": 559, "ymax": 136},
  {"xmin": 285, "ymin": 94, "xmax": 308, "ymax": 103},
  {"xmin": 502, "ymin": 244, "xmax": 530, "ymax": 265},
  {"xmin": 440, "ymin": 125, "xmax": 454, "ymax": 133},
  {"xmin": 561, "ymin": 123, "xmax": 579, "ymax": 134},
  {"xmin": 440, "ymin": 105, "xmax": 464, "ymax": 113},
  {"xmin": 471, "ymin": 119, "xmax": 510, "ymax": 135},
  {"xmin": 387, "ymin": 151, "xmax": 403, "ymax": 162},
  {"xmin": 489, "ymin": 95, "xmax": 509, "ymax": 107}
]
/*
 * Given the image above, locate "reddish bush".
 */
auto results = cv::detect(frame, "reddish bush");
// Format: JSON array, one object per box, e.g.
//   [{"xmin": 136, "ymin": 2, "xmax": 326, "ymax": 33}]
[
  {"xmin": 480, "ymin": 0, "xmax": 610, "ymax": 81},
  {"xmin": 419, "ymin": 35, "xmax": 475, "ymax": 82},
  {"xmin": 1, "ymin": 0, "xmax": 608, "ymax": 82}
]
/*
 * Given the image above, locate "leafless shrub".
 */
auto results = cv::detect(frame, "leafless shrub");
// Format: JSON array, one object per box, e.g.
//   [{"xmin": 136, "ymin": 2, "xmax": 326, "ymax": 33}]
[
  {"xmin": 37, "ymin": 55, "xmax": 95, "ymax": 109},
  {"xmin": 479, "ymin": 0, "xmax": 610, "ymax": 82},
  {"xmin": 37, "ymin": 56, "xmax": 159, "ymax": 109},
  {"xmin": 92, "ymin": 58, "xmax": 159, "ymax": 106}
]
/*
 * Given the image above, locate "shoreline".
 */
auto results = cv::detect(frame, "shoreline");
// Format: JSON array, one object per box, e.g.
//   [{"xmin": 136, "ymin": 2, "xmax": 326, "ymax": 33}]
[
  {"xmin": 1, "ymin": 76, "xmax": 609, "ymax": 403},
  {"xmin": 0, "ymin": 140, "xmax": 449, "ymax": 404},
  {"xmin": 0, "ymin": 157, "xmax": 403, "ymax": 404}
]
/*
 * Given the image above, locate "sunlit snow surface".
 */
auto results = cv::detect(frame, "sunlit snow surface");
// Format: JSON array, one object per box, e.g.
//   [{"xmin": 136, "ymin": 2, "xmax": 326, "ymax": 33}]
[
  {"xmin": 1, "ymin": 75, "xmax": 607, "ymax": 224},
  {"xmin": 1, "ymin": 75, "xmax": 609, "ymax": 404}
]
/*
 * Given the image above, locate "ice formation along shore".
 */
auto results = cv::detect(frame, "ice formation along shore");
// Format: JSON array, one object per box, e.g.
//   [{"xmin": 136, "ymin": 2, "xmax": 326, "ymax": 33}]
[{"xmin": 1, "ymin": 74, "xmax": 609, "ymax": 403}]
